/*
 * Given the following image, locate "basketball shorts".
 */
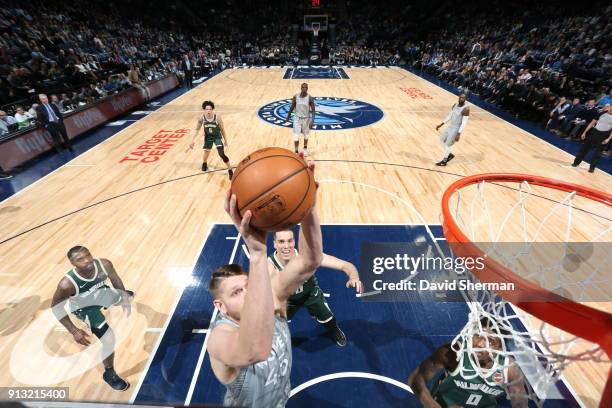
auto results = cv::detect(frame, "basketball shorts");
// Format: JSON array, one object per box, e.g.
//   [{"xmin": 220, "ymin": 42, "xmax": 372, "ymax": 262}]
[
  {"xmin": 204, "ymin": 134, "xmax": 223, "ymax": 150},
  {"xmin": 440, "ymin": 125, "xmax": 460, "ymax": 146},
  {"xmin": 287, "ymin": 285, "xmax": 333, "ymax": 323},
  {"xmin": 293, "ymin": 116, "xmax": 311, "ymax": 137},
  {"xmin": 72, "ymin": 286, "xmax": 123, "ymax": 330}
]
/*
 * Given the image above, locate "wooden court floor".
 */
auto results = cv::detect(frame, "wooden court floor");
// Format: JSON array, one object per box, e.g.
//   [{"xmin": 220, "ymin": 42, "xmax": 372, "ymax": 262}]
[{"xmin": 0, "ymin": 67, "xmax": 610, "ymax": 405}]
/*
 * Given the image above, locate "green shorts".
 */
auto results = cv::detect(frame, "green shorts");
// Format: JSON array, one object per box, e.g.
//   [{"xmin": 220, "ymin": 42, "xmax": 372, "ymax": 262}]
[
  {"xmin": 287, "ymin": 285, "xmax": 333, "ymax": 322},
  {"xmin": 72, "ymin": 286, "xmax": 122, "ymax": 330},
  {"xmin": 204, "ymin": 134, "xmax": 223, "ymax": 150},
  {"xmin": 73, "ymin": 306, "xmax": 108, "ymax": 330}
]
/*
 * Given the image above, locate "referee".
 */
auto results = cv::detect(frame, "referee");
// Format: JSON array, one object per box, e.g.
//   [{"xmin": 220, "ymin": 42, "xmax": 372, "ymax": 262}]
[{"xmin": 572, "ymin": 103, "xmax": 612, "ymax": 173}]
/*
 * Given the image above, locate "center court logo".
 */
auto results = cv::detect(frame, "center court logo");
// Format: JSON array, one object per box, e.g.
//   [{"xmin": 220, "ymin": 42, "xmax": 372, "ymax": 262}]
[{"xmin": 258, "ymin": 97, "xmax": 384, "ymax": 130}]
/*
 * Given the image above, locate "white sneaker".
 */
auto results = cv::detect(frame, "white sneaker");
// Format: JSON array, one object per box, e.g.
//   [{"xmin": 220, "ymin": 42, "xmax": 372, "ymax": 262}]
[{"xmin": 302, "ymin": 148, "xmax": 308, "ymax": 157}]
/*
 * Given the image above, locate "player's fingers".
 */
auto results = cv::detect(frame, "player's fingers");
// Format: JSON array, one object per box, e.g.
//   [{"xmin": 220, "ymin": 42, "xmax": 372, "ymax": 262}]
[
  {"xmin": 226, "ymin": 191, "xmax": 237, "ymax": 215},
  {"xmin": 79, "ymin": 333, "xmax": 91, "ymax": 346},
  {"xmin": 229, "ymin": 195, "xmax": 243, "ymax": 224},
  {"xmin": 223, "ymin": 189, "xmax": 231, "ymax": 214},
  {"xmin": 357, "ymin": 281, "xmax": 364, "ymax": 294},
  {"xmin": 240, "ymin": 210, "xmax": 252, "ymax": 231}
]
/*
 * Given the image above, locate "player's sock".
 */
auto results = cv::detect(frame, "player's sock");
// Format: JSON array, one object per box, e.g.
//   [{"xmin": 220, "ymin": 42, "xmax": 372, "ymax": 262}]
[
  {"xmin": 446, "ymin": 153, "xmax": 455, "ymax": 163},
  {"xmin": 103, "ymin": 368, "xmax": 130, "ymax": 391},
  {"xmin": 322, "ymin": 317, "xmax": 347, "ymax": 347},
  {"xmin": 202, "ymin": 162, "xmax": 208, "ymax": 172}
]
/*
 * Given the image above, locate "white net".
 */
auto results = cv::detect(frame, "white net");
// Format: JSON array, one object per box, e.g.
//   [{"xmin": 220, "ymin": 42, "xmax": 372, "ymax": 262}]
[
  {"xmin": 445, "ymin": 177, "xmax": 612, "ymax": 406},
  {"xmin": 312, "ymin": 22, "xmax": 320, "ymax": 37}
]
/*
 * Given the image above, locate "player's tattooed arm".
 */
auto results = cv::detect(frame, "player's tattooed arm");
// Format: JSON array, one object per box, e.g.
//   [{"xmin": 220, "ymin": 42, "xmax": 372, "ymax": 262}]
[
  {"xmin": 189, "ymin": 117, "xmax": 203, "ymax": 149},
  {"xmin": 408, "ymin": 344, "xmax": 457, "ymax": 408}
]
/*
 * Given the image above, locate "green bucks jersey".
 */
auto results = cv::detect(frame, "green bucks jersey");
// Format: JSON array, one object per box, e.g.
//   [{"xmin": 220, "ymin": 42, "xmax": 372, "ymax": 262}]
[
  {"xmin": 64, "ymin": 258, "xmax": 115, "ymax": 312},
  {"xmin": 268, "ymin": 250, "xmax": 319, "ymax": 297},
  {"xmin": 203, "ymin": 114, "xmax": 221, "ymax": 138},
  {"xmin": 432, "ymin": 349, "xmax": 507, "ymax": 408}
]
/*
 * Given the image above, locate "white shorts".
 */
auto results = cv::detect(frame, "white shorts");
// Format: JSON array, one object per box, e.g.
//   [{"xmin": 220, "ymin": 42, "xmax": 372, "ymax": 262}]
[
  {"xmin": 293, "ymin": 116, "xmax": 311, "ymax": 137},
  {"xmin": 440, "ymin": 125, "xmax": 460, "ymax": 146}
]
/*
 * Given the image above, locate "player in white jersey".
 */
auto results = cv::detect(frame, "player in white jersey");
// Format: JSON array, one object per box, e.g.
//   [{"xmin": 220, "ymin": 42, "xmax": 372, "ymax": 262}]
[
  {"xmin": 206, "ymin": 161, "xmax": 323, "ymax": 407},
  {"xmin": 435, "ymin": 93, "xmax": 470, "ymax": 166},
  {"xmin": 287, "ymin": 83, "xmax": 316, "ymax": 156}
]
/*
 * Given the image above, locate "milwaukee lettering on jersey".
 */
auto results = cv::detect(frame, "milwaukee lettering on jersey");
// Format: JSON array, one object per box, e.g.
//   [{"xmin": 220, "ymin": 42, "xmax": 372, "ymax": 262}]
[{"xmin": 453, "ymin": 379, "xmax": 505, "ymax": 396}]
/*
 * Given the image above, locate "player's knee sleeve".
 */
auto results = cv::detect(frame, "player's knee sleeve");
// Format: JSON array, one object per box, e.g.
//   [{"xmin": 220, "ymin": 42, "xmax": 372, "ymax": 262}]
[{"xmin": 217, "ymin": 147, "xmax": 230, "ymax": 163}]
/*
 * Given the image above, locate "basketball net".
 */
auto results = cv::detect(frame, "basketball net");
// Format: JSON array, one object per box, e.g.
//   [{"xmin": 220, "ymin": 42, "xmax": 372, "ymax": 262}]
[
  {"xmin": 312, "ymin": 23, "xmax": 320, "ymax": 38},
  {"xmin": 442, "ymin": 174, "xmax": 612, "ymax": 407}
]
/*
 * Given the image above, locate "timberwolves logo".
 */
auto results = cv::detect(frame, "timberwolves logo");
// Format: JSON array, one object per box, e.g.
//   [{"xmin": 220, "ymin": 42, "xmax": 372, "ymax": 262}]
[{"xmin": 258, "ymin": 97, "xmax": 384, "ymax": 130}]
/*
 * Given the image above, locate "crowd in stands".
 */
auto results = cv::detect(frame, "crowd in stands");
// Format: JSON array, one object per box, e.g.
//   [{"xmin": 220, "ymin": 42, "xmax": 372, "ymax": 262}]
[
  {"xmin": 0, "ymin": 2, "xmax": 194, "ymax": 136},
  {"xmin": 1, "ymin": 0, "xmax": 610, "ymax": 160},
  {"xmin": 0, "ymin": 0, "xmax": 297, "ymax": 137},
  {"xmin": 330, "ymin": 1, "xmax": 406, "ymax": 66},
  {"xmin": 328, "ymin": 46, "xmax": 401, "ymax": 66}
]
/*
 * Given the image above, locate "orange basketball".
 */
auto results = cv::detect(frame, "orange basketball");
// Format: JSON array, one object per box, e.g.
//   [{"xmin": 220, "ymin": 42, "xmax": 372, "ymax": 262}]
[{"xmin": 231, "ymin": 147, "xmax": 316, "ymax": 231}]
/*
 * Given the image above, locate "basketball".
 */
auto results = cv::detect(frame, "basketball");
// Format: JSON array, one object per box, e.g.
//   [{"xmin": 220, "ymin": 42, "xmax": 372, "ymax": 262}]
[{"xmin": 231, "ymin": 147, "xmax": 316, "ymax": 231}]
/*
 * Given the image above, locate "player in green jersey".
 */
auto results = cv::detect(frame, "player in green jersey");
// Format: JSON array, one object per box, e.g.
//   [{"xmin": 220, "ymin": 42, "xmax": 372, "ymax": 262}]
[
  {"xmin": 268, "ymin": 229, "xmax": 363, "ymax": 347},
  {"xmin": 188, "ymin": 100, "xmax": 233, "ymax": 180},
  {"xmin": 51, "ymin": 246, "xmax": 134, "ymax": 391},
  {"xmin": 408, "ymin": 318, "xmax": 528, "ymax": 408}
]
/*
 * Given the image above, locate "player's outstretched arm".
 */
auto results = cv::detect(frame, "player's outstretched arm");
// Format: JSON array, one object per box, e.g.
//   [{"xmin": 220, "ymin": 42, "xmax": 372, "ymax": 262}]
[
  {"xmin": 103, "ymin": 258, "xmax": 132, "ymax": 316},
  {"xmin": 408, "ymin": 344, "xmax": 456, "ymax": 408},
  {"xmin": 103, "ymin": 259, "xmax": 126, "ymax": 292},
  {"xmin": 436, "ymin": 108, "xmax": 453, "ymax": 130},
  {"xmin": 207, "ymin": 191, "xmax": 274, "ymax": 368},
  {"xmin": 274, "ymin": 163, "xmax": 322, "ymax": 301},
  {"xmin": 320, "ymin": 254, "xmax": 363, "ymax": 294}
]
